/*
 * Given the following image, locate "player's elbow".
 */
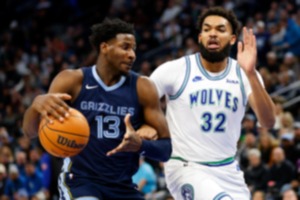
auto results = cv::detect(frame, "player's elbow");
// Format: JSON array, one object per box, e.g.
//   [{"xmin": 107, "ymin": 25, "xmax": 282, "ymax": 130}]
[
  {"xmin": 265, "ymin": 120, "xmax": 275, "ymax": 129},
  {"xmin": 260, "ymin": 117, "xmax": 275, "ymax": 129},
  {"xmin": 21, "ymin": 127, "xmax": 37, "ymax": 140}
]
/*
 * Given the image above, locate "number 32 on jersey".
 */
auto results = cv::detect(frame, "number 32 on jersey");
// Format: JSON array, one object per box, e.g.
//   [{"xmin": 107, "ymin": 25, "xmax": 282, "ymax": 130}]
[{"xmin": 201, "ymin": 112, "xmax": 226, "ymax": 133}]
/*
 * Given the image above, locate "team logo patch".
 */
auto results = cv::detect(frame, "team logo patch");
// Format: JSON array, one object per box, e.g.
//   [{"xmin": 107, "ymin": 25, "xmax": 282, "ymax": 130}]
[{"xmin": 181, "ymin": 184, "xmax": 194, "ymax": 200}]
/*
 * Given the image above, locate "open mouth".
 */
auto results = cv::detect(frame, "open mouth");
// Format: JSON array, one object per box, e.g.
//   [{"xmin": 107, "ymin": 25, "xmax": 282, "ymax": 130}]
[{"xmin": 207, "ymin": 40, "xmax": 220, "ymax": 50}]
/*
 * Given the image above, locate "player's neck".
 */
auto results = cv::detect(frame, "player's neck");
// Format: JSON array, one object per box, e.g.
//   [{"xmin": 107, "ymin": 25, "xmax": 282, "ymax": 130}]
[
  {"xmin": 200, "ymin": 56, "xmax": 228, "ymax": 73},
  {"xmin": 95, "ymin": 63, "xmax": 122, "ymax": 86}
]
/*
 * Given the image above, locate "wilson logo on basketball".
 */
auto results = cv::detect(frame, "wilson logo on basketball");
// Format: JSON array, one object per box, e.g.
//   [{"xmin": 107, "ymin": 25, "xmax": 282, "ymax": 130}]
[{"xmin": 57, "ymin": 135, "xmax": 85, "ymax": 149}]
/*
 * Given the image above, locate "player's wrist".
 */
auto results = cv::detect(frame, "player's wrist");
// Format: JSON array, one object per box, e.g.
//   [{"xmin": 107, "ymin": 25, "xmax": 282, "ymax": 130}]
[{"xmin": 138, "ymin": 138, "xmax": 172, "ymax": 162}]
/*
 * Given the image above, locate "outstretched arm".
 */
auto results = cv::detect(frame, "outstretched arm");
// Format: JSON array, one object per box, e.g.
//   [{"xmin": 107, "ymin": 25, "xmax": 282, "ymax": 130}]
[{"xmin": 237, "ymin": 27, "xmax": 275, "ymax": 128}]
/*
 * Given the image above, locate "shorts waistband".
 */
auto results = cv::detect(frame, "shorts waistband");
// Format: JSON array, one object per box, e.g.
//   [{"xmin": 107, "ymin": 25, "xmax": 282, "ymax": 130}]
[{"xmin": 170, "ymin": 156, "xmax": 235, "ymax": 167}]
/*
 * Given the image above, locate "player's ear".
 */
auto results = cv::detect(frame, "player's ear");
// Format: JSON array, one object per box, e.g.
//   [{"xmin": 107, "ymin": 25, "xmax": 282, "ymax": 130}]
[
  {"xmin": 198, "ymin": 33, "xmax": 202, "ymax": 43},
  {"xmin": 230, "ymin": 35, "xmax": 237, "ymax": 45},
  {"xmin": 100, "ymin": 42, "xmax": 108, "ymax": 54}
]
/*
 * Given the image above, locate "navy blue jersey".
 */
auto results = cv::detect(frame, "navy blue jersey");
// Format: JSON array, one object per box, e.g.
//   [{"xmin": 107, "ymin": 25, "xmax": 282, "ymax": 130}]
[{"xmin": 61, "ymin": 65, "xmax": 144, "ymax": 184}]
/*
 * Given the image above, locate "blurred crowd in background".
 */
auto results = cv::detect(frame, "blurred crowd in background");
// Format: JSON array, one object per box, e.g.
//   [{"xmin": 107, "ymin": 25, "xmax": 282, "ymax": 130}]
[{"xmin": 0, "ymin": 0, "xmax": 300, "ymax": 199}]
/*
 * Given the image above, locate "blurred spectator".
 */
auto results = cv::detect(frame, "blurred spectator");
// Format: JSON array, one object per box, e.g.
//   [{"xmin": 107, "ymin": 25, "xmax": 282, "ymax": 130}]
[
  {"xmin": 0, "ymin": 127, "xmax": 11, "ymax": 146},
  {"xmin": 0, "ymin": 145, "xmax": 14, "ymax": 169},
  {"xmin": 282, "ymin": 52, "xmax": 300, "ymax": 80},
  {"xmin": 244, "ymin": 149, "xmax": 270, "ymax": 193},
  {"xmin": 294, "ymin": 122, "xmax": 300, "ymax": 167},
  {"xmin": 0, "ymin": 164, "xmax": 7, "ymax": 196},
  {"xmin": 276, "ymin": 69, "xmax": 296, "ymax": 100},
  {"xmin": 273, "ymin": 13, "xmax": 300, "ymax": 58},
  {"xmin": 160, "ymin": 0, "xmax": 182, "ymax": 24},
  {"xmin": 31, "ymin": 190, "xmax": 47, "ymax": 200},
  {"xmin": 252, "ymin": 190, "xmax": 266, "ymax": 200},
  {"xmin": 257, "ymin": 133, "xmax": 278, "ymax": 166},
  {"xmin": 132, "ymin": 157, "xmax": 157, "ymax": 198},
  {"xmin": 259, "ymin": 67, "xmax": 276, "ymax": 94},
  {"xmin": 3, "ymin": 164, "xmax": 26, "ymax": 200},
  {"xmin": 24, "ymin": 161, "xmax": 43, "ymax": 198},
  {"xmin": 241, "ymin": 114, "xmax": 258, "ymax": 138},
  {"xmin": 184, "ymin": 37, "xmax": 199, "ymax": 55},
  {"xmin": 265, "ymin": 51, "xmax": 280, "ymax": 76},
  {"xmin": 29, "ymin": 148, "xmax": 42, "ymax": 173},
  {"xmin": 137, "ymin": 30, "xmax": 160, "ymax": 55},
  {"xmin": 163, "ymin": 19, "xmax": 182, "ymax": 50},
  {"xmin": 271, "ymin": 96, "xmax": 286, "ymax": 132},
  {"xmin": 278, "ymin": 112, "xmax": 295, "ymax": 137},
  {"xmin": 138, "ymin": 61, "xmax": 153, "ymax": 77},
  {"xmin": 238, "ymin": 132, "xmax": 257, "ymax": 170},
  {"xmin": 255, "ymin": 20, "xmax": 271, "ymax": 66},
  {"xmin": 282, "ymin": 188, "xmax": 299, "ymax": 200},
  {"xmin": 280, "ymin": 132, "xmax": 298, "ymax": 166},
  {"xmin": 15, "ymin": 150, "xmax": 27, "ymax": 177},
  {"xmin": 16, "ymin": 136, "xmax": 32, "ymax": 155},
  {"xmin": 268, "ymin": 147, "xmax": 297, "ymax": 197},
  {"xmin": 14, "ymin": 188, "xmax": 29, "ymax": 200}
]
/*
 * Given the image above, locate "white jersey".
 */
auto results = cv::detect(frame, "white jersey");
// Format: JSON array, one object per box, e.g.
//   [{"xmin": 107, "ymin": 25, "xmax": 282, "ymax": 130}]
[{"xmin": 150, "ymin": 53, "xmax": 263, "ymax": 163}]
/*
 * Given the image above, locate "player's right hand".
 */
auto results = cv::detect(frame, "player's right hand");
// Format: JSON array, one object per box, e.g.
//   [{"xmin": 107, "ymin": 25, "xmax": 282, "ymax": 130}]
[
  {"xmin": 106, "ymin": 114, "xmax": 142, "ymax": 156},
  {"xmin": 32, "ymin": 93, "xmax": 71, "ymax": 123}
]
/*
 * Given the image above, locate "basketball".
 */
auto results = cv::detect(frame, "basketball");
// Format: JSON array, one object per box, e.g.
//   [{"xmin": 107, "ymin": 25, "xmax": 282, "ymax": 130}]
[{"xmin": 38, "ymin": 108, "xmax": 90, "ymax": 158}]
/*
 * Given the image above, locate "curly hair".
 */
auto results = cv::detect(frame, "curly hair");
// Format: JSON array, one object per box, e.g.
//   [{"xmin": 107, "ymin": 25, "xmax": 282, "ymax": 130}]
[
  {"xmin": 89, "ymin": 18, "xmax": 135, "ymax": 53},
  {"xmin": 197, "ymin": 7, "xmax": 240, "ymax": 36}
]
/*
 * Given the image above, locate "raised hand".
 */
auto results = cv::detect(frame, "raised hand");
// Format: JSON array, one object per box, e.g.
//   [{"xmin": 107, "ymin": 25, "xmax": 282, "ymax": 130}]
[
  {"xmin": 106, "ymin": 114, "xmax": 142, "ymax": 156},
  {"xmin": 237, "ymin": 27, "xmax": 257, "ymax": 75},
  {"xmin": 32, "ymin": 93, "xmax": 71, "ymax": 123}
]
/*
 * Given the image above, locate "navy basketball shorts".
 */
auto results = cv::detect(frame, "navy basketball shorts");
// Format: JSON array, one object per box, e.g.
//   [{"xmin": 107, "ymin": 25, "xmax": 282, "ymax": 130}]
[{"xmin": 58, "ymin": 172, "xmax": 145, "ymax": 200}]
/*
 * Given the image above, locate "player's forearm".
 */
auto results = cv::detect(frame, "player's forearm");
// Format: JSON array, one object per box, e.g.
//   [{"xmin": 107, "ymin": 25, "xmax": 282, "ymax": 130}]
[
  {"xmin": 247, "ymin": 73, "xmax": 275, "ymax": 128},
  {"xmin": 22, "ymin": 106, "xmax": 40, "ymax": 139}
]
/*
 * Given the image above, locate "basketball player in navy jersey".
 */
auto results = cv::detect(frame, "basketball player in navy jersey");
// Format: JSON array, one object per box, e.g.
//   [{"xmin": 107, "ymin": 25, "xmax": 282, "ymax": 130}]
[{"xmin": 22, "ymin": 18, "xmax": 172, "ymax": 200}]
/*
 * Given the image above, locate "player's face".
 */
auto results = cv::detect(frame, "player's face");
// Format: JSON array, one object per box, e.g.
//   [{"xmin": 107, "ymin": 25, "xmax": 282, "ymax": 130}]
[
  {"xmin": 104, "ymin": 33, "xmax": 136, "ymax": 75},
  {"xmin": 198, "ymin": 15, "xmax": 236, "ymax": 62}
]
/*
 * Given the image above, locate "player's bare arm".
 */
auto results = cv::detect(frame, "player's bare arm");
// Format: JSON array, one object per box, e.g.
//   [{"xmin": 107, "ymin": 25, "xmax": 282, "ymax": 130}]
[
  {"xmin": 22, "ymin": 69, "xmax": 83, "ymax": 138},
  {"xmin": 137, "ymin": 76, "xmax": 170, "ymax": 139},
  {"xmin": 107, "ymin": 76, "xmax": 172, "ymax": 161},
  {"xmin": 237, "ymin": 27, "xmax": 275, "ymax": 128}
]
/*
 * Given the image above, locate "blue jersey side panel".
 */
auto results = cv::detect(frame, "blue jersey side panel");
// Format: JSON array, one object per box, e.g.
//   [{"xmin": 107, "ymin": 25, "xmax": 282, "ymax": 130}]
[{"xmin": 69, "ymin": 66, "xmax": 144, "ymax": 184}]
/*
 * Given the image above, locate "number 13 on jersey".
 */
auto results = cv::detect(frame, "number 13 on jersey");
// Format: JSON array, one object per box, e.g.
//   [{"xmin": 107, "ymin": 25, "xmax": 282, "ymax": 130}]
[{"xmin": 96, "ymin": 116, "xmax": 120, "ymax": 139}]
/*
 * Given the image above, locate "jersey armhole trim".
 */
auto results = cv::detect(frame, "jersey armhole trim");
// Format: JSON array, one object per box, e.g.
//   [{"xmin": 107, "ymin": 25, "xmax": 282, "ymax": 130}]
[
  {"xmin": 236, "ymin": 64, "xmax": 247, "ymax": 106},
  {"xmin": 169, "ymin": 56, "xmax": 191, "ymax": 100}
]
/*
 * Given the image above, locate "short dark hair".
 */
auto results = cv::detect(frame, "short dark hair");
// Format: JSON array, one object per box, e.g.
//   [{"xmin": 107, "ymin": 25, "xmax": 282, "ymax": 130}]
[
  {"xmin": 197, "ymin": 7, "xmax": 240, "ymax": 36},
  {"xmin": 89, "ymin": 18, "xmax": 135, "ymax": 52}
]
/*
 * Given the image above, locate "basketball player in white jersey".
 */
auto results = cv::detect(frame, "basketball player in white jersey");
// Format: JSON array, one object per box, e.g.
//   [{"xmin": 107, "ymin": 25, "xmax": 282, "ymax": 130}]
[{"xmin": 150, "ymin": 7, "xmax": 275, "ymax": 200}]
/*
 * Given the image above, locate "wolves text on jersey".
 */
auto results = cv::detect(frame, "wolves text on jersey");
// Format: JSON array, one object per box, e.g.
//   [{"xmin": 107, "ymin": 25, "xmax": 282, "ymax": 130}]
[{"xmin": 189, "ymin": 88, "xmax": 238, "ymax": 112}]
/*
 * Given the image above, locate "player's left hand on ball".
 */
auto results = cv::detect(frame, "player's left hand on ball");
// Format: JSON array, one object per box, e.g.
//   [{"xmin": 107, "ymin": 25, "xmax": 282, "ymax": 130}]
[{"xmin": 106, "ymin": 114, "xmax": 142, "ymax": 156}]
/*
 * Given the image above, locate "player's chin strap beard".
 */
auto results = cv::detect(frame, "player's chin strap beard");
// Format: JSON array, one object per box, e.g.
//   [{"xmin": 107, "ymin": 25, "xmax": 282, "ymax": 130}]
[{"xmin": 199, "ymin": 42, "xmax": 231, "ymax": 63}]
